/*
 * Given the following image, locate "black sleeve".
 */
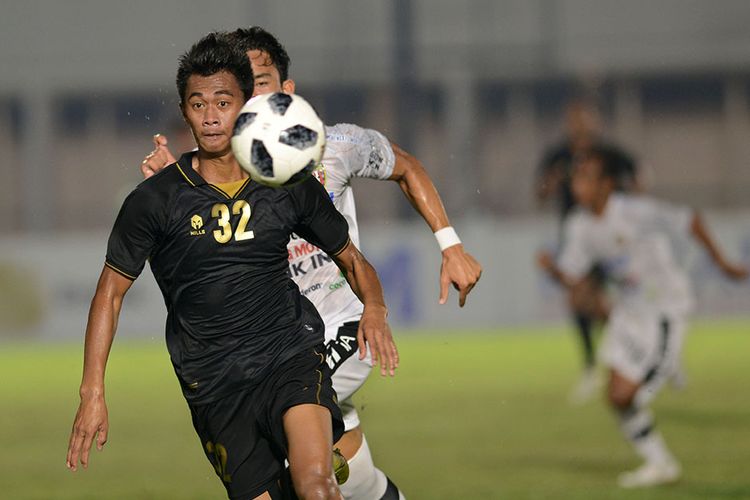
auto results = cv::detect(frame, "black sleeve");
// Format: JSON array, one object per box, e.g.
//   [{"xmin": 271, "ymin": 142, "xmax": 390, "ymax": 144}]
[
  {"xmin": 604, "ymin": 144, "xmax": 638, "ymax": 191},
  {"xmin": 537, "ymin": 144, "xmax": 568, "ymax": 178},
  {"xmin": 105, "ymin": 185, "xmax": 166, "ymax": 280},
  {"xmin": 288, "ymin": 176, "xmax": 350, "ymax": 256}
]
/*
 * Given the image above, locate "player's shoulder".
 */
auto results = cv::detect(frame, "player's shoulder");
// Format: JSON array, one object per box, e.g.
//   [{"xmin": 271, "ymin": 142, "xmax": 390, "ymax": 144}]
[
  {"xmin": 325, "ymin": 122, "xmax": 362, "ymax": 141},
  {"xmin": 285, "ymin": 174, "xmax": 328, "ymax": 199},
  {"xmin": 124, "ymin": 162, "xmax": 188, "ymax": 214},
  {"xmin": 136, "ymin": 163, "xmax": 183, "ymax": 195},
  {"xmin": 611, "ymin": 192, "xmax": 650, "ymax": 213},
  {"xmin": 325, "ymin": 123, "xmax": 389, "ymax": 146},
  {"xmin": 323, "ymin": 123, "xmax": 395, "ymax": 178}
]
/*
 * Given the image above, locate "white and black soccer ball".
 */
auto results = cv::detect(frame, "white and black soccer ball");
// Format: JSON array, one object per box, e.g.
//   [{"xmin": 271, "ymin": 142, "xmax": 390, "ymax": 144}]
[{"xmin": 231, "ymin": 93, "xmax": 326, "ymax": 187}]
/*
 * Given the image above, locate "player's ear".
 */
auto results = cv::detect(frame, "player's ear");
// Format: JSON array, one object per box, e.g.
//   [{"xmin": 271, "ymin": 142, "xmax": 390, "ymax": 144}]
[{"xmin": 282, "ymin": 79, "xmax": 296, "ymax": 94}]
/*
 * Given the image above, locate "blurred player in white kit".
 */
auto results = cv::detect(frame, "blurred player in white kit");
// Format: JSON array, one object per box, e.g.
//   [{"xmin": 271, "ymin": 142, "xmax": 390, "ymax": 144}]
[
  {"xmin": 141, "ymin": 27, "xmax": 482, "ymax": 500},
  {"xmin": 538, "ymin": 147, "xmax": 747, "ymax": 488}
]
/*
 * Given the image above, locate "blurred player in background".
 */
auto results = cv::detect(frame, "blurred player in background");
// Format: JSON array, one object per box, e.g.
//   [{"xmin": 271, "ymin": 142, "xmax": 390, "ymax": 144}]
[
  {"xmin": 538, "ymin": 147, "xmax": 748, "ymax": 487},
  {"xmin": 140, "ymin": 27, "xmax": 482, "ymax": 500},
  {"xmin": 536, "ymin": 98, "xmax": 640, "ymax": 403},
  {"xmin": 67, "ymin": 33, "xmax": 400, "ymax": 499}
]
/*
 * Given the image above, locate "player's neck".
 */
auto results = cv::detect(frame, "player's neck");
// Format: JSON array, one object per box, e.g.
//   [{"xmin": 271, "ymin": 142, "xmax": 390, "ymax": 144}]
[{"xmin": 193, "ymin": 151, "xmax": 249, "ymax": 184}]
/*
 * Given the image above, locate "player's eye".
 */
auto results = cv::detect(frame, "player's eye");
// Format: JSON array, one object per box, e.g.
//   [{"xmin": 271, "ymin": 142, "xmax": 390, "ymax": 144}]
[
  {"xmin": 192, "ymin": 102, "xmax": 204, "ymax": 110},
  {"xmin": 218, "ymin": 100, "xmax": 230, "ymax": 107}
]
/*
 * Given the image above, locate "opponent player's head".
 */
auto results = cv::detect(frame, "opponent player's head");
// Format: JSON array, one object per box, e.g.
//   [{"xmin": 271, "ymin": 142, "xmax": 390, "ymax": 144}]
[
  {"xmin": 176, "ymin": 32, "xmax": 254, "ymax": 156},
  {"xmin": 564, "ymin": 98, "xmax": 601, "ymax": 150},
  {"xmin": 228, "ymin": 27, "xmax": 296, "ymax": 95},
  {"xmin": 572, "ymin": 146, "xmax": 618, "ymax": 212}
]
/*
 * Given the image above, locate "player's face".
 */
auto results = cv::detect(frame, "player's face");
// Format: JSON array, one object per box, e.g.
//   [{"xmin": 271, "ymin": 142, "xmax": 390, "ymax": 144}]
[
  {"xmin": 565, "ymin": 102, "xmax": 599, "ymax": 143},
  {"xmin": 247, "ymin": 50, "xmax": 295, "ymax": 96},
  {"xmin": 181, "ymin": 71, "xmax": 245, "ymax": 156},
  {"xmin": 572, "ymin": 157, "xmax": 606, "ymax": 209}
]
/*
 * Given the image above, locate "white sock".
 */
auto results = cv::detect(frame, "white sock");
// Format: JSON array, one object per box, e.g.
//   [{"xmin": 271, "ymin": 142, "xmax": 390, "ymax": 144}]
[
  {"xmin": 618, "ymin": 406, "xmax": 675, "ymax": 465},
  {"xmin": 340, "ymin": 435, "xmax": 405, "ymax": 500}
]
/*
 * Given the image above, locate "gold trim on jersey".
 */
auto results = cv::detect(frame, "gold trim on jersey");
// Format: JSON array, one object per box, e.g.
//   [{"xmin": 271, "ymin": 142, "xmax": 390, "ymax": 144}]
[
  {"xmin": 329, "ymin": 237, "xmax": 351, "ymax": 257},
  {"xmin": 212, "ymin": 178, "xmax": 251, "ymax": 199},
  {"xmin": 176, "ymin": 162, "xmax": 196, "ymax": 187},
  {"xmin": 314, "ymin": 369, "xmax": 322, "ymax": 405},
  {"xmin": 105, "ymin": 262, "xmax": 137, "ymax": 280}
]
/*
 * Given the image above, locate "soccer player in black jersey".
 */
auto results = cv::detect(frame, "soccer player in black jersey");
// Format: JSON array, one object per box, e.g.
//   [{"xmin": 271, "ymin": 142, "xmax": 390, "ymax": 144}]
[
  {"xmin": 141, "ymin": 27, "xmax": 481, "ymax": 500},
  {"xmin": 66, "ymin": 33, "xmax": 397, "ymax": 500},
  {"xmin": 536, "ymin": 99, "xmax": 640, "ymax": 403}
]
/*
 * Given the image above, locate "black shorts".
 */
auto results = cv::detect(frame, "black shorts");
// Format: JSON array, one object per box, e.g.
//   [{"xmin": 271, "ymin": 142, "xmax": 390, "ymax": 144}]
[{"xmin": 188, "ymin": 345, "xmax": 344, "ymax": 499}]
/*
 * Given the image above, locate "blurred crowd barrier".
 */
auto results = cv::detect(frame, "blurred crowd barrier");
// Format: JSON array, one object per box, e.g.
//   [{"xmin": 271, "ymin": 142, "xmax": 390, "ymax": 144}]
[{"xmin": 1, "ymin": 211, "xmax": 748, "ymax": 341}]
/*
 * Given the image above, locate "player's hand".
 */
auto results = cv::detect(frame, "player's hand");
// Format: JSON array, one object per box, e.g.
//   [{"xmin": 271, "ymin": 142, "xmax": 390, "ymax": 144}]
[
  {"xmin": 439, "ymin": 245, "xmax": 482, "ymax": 307},
  {"xmin": 66, "ymin": 393, "xmax": 109, "ymax": 472},
  {"xmin": 358, "ymin": 305, "xmax": 399, "ymax": 377},
  {"xmin": 718, "ymin": 260, "xmax": 749, "ymax": 281},
  {"xmin": 140, "ymin": 134, "xmax": 176, "ymax": 179}
]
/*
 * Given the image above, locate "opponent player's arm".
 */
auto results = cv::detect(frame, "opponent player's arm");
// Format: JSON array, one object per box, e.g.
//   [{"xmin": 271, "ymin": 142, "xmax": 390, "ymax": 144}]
[
  {"xmin": 535, "ymin": 151, "xmax": 565, "ymax": 203},
  {"xmin": 66, "ymin": 266, "xmax": 134, "ymax": 472},
  {"xmin": 536, "ymin": 251, "xmax": 583, "ymax": 289},
  {"xmin": 537, "ymin": 214, "xmax": 592, "ymax": 288},
  {"xmin": 388, "ymin": 142, "xmax": 482, "ymax": 307},
  {"xmin": 141, "ymin": 134, "xmax": 176, "ymax": 179},
  {"xmin": 690, "ymin": 213, "xmax": 748, "ymax": 280},
  {"xmin": 331, "ymin": 240, "xmax": 398, "ymax": 377}
]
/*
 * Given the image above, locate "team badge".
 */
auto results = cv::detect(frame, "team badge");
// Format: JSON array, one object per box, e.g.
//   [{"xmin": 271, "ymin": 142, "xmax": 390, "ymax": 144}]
[
  {"xmin": 190, "ymin": 214, "xmax": 206, "ymax": 236},
  {"xmin": 312, "ymin": 164, "xmax": 326, "ymax": 186}
]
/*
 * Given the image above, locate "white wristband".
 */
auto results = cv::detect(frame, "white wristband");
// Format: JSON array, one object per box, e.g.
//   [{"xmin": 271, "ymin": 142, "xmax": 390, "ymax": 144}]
[{"xmin": 434, "ymin": 226, "xmax": 461, "ymax": 251}]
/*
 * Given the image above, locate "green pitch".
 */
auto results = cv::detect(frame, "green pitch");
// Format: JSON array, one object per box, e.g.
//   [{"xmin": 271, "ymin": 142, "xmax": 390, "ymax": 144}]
[{"xmin": 1, "ymin": 320, "xmax": 749, "ymax": 499}]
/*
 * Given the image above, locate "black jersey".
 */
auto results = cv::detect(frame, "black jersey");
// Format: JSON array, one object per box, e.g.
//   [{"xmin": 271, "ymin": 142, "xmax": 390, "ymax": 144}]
[
  {"xmin": 105, "ymin": 152, "xmax": 350, "ymax": 404},
  {"xmin": 538, "ymin": 140, "xmax": 637, "ymax": 219}
]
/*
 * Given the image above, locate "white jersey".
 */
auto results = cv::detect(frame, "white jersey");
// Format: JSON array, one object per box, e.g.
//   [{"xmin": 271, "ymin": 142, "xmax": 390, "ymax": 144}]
[
  {"xmin": 287, "ymin": 123, "xmax": 396, "ymax": 328},
  {"xmin": 558, "ymin": 193, "xmax": 694, "ymax": 317}
]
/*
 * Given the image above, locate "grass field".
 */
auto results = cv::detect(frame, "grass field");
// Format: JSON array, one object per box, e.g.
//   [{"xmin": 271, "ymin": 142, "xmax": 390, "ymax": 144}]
[{"xmin": 1, "ymin": 320, "xmax": 749, "ymax": 499}]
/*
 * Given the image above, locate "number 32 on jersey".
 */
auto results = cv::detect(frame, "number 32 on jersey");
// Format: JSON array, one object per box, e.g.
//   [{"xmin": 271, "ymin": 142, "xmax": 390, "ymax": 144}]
[{"xmin": 212, "ymin": 200, "xmax": 254, "ymax": 243}]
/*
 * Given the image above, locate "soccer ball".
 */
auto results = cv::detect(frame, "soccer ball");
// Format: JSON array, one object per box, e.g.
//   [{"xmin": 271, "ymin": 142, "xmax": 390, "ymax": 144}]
[{"xmin": 231, "ymin": 93, "xmax": 326, "ymax": 187}]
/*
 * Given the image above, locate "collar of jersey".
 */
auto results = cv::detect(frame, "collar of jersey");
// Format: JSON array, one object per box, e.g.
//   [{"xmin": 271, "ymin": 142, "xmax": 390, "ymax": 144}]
[
  {"xmin": 175, "ymin": 151, "xmax": 254, "ymax": 200},
  {"xmin": 175, "ymin": 151, "xmax": 208, "ymax": 187}
]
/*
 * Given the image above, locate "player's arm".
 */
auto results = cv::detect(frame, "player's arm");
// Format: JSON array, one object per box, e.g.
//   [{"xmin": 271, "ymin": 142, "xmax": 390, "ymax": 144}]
[
  {"xmin": 66, "ymin": 266, "xmax": 134, "ymax": 472},
  {"xmin": 536, "ymin": 251, "xmax": 583, "ymax": 289},
  {"xmin": 141, "ymin": 134, "xmax": 176, "ymax": 179},
  {"xmin": 331, "ymin": 240, "xmax": 398, "ymax": 377},
  {"xmin": 537, "ymin": 213, "xmax": 592, "ymax": 288},
  {"xmin": 689, "ymin": 213, "xmax": 748, "ymax": 280},
  {"xmin": 535, "ymin": 149, "xmax": 564, "ymax": 203},
  {"xmin": 387, "ymin": 142, "xmax": 482, "ymax": 307},
  {"xmin": 290, "ymin": 176, "xmax": 398, "ymax": 376}
]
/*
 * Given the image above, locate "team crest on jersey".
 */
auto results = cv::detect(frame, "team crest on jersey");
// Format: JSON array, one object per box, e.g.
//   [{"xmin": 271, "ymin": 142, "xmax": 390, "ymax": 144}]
[
  {"xmin": 190, "ymin": 214, "xmax": 206, "ymax": 236},
  {"xmin": 312, "ymin": 164, "xmax": 326, "ymax": 186}
]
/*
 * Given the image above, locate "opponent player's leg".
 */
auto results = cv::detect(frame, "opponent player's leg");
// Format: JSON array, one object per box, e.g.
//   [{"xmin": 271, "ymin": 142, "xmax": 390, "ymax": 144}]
[
  {"xmin": 567, "ymin": 273, "xmax": 607, "ymax": 403},
  {"xmin": 609, "ymin": 370, "xmax": 680, "ymax": 488},
  {"xmin": 283, "ymin": 404, "xmax": 342, "ymax": 500},
  {"xmin": 336, "ymin": 425, "xmax": 403, "ymax": 500},
  {"xmin": 327, "ymin": 323, "xmax": 405, "ymax": 499},
  {"xmin": 604, "ymin": 314, "xmax": 682, "ymax": 488}
]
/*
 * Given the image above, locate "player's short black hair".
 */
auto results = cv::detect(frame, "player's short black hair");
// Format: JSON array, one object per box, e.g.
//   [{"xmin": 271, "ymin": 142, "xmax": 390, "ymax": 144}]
[
  {"xmin": 582, "ymin": 145, "xmax": 625, "ymax": 182},
  {"xmin": 228, "ymin": 26, "xmax": 291, "ymax": 82},
  {"xmin": 176, "ymin": 32, "xmax": 254, "ymax": 104}
]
